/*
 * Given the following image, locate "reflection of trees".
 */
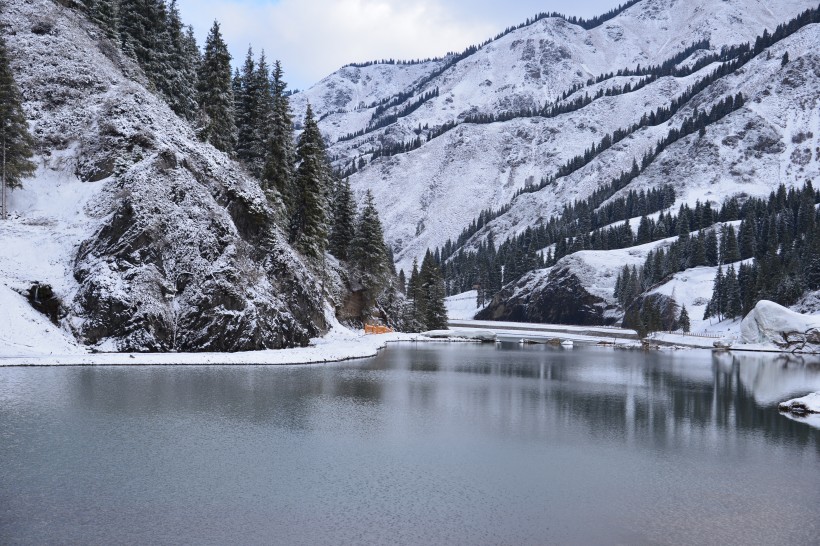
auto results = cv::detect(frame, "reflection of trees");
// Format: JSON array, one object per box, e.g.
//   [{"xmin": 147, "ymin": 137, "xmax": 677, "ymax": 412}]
[
  {"xmin": 69, "ymin": 364, "xmax": 386, "ymax": 431},
  {"xmin": 384, "ymin": 345, "xmax": 820, "ymax": 451},
  {"xmin": 64, "ymin": 346, "xmax": 820, "ymax": 451}
]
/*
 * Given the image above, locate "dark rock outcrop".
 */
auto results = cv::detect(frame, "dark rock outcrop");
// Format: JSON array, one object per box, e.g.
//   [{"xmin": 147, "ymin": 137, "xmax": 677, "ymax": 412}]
[
  {"xmin": 477, "ymin": 265, "xmax": 617, "ymax": 325},
  {"xmin": 27, "ymin": 283, "xmax": 63, "ymax": 325}
]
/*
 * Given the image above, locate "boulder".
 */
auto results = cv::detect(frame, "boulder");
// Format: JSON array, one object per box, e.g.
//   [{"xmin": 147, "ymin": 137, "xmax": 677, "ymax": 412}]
[{"xmin": 740, "ymin": 300, "xmax": 820, "ymax": 351}]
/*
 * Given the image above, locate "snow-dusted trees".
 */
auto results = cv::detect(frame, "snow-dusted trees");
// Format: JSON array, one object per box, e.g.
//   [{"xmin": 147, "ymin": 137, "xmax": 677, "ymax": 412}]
[
  {"xmin": 678, "ymin": 305, "xmax": 690, "ymax": 332},
  {"xmin": 351, "ymin": 190, "xmax": 389, "ymax": 276},
  {"xmin": 418, "ymin": 251, "xmax": 448, "ymax": 330},
  {"xmin": 82, "ymin": 0, "xmax": 118, "ymax": 41},
  {"xmin": 329, "ymin": 178, "xmax": 356, "ymax": 261},
  {"xmin": 118, "ymin": 0, "xmax": 167, "ymax": 76},
  {"xmin": 162, "ymin": 0, "xmax": 199, "ymax": 121},
  {"xmin": 262, "ymin": 60, "xmax": 296, "ymax": 208},
  {"xmin": 290, "ymin": 104, "xmax": 330, "ymax": 257},
  {"xmin": 234, "ymin": 47, "xmax": 258, "ymax": 165},
  {"xmin": 111, "ymin": 0, "xmax": 198, "ymax": 120},
  {"xmin": 197, "ymin": 21, "xmax": 235, "ymax": 153},
  {"xmin": 235, "ymin": 48, "xmax": 274, "ymax": 177},
  {"xmin": 402, "ymin": 252, "xmax": 447, "ymax": 331},
  {"xmin": 0, "ymin": 34, "xmax": 35, "ymax": 219}
]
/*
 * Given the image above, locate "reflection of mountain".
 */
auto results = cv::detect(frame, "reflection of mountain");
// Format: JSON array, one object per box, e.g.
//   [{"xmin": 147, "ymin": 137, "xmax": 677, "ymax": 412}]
[
  {"xmin": 387, "ymin": 345, "xmax": 820, "ymax": 448},
  {"xmin": 44, "ymin": 346, "xmax": 820, "ymax": 448}
]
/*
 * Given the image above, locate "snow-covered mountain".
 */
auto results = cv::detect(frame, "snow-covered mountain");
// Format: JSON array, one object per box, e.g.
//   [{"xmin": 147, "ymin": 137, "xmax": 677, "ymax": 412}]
[
  {"xmin": 295, "ymin": 0, "xmax": 819, "ymax": 274},
  {"xmin": 0, "ymin": 0, "xmax": 331, "ymax": 353}
]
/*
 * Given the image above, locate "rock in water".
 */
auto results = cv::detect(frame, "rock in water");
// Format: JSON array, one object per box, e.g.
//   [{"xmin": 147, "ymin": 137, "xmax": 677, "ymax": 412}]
[{"xmin": 778, "ymin": 393, "xmax": 820, "ymax": 415}]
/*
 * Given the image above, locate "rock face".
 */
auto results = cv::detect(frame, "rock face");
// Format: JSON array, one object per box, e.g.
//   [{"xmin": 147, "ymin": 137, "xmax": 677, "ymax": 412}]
[
  {"xmin": 3, "ymin": 0, "xmax": 327, "ymax": 352},
  {"xmin": 740, "ymin": 300, "xmax": 820, "ymax": 351},
  {"xmin": 477, "ymin": 266, "xmax": 616, "ymax": 326}
]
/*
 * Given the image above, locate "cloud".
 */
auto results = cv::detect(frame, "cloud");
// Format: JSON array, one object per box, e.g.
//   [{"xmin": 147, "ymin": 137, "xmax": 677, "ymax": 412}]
[{"xmin": 177, "ymin": 0, "xmax": 622, "ymax": 90}]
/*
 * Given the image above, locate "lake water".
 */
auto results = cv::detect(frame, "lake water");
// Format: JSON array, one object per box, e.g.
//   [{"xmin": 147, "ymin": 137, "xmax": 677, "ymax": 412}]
[{"xmin": 1, "ymin": 344, "xmax": 819, "ymax": 545}]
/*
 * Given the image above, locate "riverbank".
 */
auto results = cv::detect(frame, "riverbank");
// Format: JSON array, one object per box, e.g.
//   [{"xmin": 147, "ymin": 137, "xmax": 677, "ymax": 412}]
[{"xmin": 0, "ymin": 326, "xmax": 421, "ymax": 367}]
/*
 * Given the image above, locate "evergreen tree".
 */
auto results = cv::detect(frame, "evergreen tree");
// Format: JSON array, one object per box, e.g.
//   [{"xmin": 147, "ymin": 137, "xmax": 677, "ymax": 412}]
[
  {"xmin": 0, "ymin": 34, "xmax": 36, "ymax": 219},
  {"xmin": 234, "ymin": 47, "xmax": 256, "ymax": 164},
  {"xmin": 329, "ymin": 178, "xmax": 356, "ymax": 261},
  {"xmin": 86, "ymin": 0, "xmax": 119, "ymax": 41},
  {"xmin": 263, "ymin": 60, "xmax": 296, "ymax": 209},
  {"xmin": 118, "ymin": 0, "xmax": 169, "ymax": 86},
  {"xmin": 407, "ymin": 259, "xmax": 419, "ymax": 302},
  {"xmin": 691, "ymin": 230, "xmax": 706, "ymax": 267},
  {"xmin": 678, "ymin": 305, "xmax": 690, "ymax": 332},
  {"xmin": 249, "ymin": 51, "xmax": 273, "ymax": 175},
  {"xmin": 291, "ymin": 104, "xmax": 330, "ymax": 257},
  {"xmin": 419, "ymin": 251, "xmax": 447, "ymax": 330},
  {"xmin": 351, "ymin": 190, "xmax": 388, "ymax": 276},
  {"xmin": 723, "ymin": 225, "xmax": 741, "ymax": 263},
  {"xmin": 705, "ymin": 229, "xmax": 719, "ymax": 266},
  {"xmin": 705, "ymin": 266, "xmax": 724, "ymax": 320},
  {"xmin": 725, "ymin": 264, "xmax": 742, "ymax": 319},
  {"xmin": 738, "ymin": 219, "xmax": 756, "ymax": 259},
  {"xmin": 161, "ymin": 1, "xmax": 199, "ymax": 120},
  {"xmin": 197, "ymin": 21, "xmax": 235, "ymax": 153},
  {"xmin": 397, "ymin": 269, "xmax": 406, "ymax": 294},
  {"xmin": 408, "ymin": 258, "xmax": 424, "ymax": 327}
]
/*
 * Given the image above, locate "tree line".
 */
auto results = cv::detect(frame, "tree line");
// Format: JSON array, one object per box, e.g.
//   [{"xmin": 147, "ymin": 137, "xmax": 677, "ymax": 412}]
[
  {"xmin": 616, "ymin": 182, "xmax": 820, "ymax": 330},
  {"xmin": 438, "ymin": 89, "xmax": 744, "ymax": 295}
]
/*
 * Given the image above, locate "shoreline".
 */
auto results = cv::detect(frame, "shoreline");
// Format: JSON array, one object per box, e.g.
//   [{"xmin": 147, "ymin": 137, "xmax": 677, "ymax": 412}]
[{"xmin": 3, "ymin": 324, "xmax": 818, "ymax": 368}]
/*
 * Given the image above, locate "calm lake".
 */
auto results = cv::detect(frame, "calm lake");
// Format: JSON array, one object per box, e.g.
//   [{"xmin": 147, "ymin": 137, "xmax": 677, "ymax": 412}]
[{"xmin": 1, "ymin": 344, "xmax": 819, "ymax": 544}]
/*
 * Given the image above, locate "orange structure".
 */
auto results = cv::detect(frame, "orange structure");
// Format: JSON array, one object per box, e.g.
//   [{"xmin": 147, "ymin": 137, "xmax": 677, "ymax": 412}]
[{"xmin": 365, "ymin": 324, "xmax": 394, "ymax": 335}]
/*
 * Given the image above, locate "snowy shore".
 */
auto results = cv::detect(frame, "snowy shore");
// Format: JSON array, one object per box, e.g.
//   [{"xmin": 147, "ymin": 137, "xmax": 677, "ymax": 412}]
[{"xmin": 0, "ymin": 326, "xmax": 420, "ymax": 367}]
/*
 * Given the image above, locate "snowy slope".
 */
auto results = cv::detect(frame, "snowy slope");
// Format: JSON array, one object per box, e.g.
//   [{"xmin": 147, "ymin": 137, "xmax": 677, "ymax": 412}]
[
  {"xmin": 296, "ymin": 0, "xmax": 818, "ymax": 273},
  {"xmin": 0, "ymin": 0, "xmax": 329, "ymax": 353}
]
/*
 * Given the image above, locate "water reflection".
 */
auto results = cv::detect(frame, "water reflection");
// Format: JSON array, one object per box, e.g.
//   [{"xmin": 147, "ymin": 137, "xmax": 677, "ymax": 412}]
[
  {"xmin": 1, "ymin": 344, "xmax": 819, "ymax": 545},
  {"xmin": 32, "ymin": 345, "xmax": 817, "ymax": 449}
]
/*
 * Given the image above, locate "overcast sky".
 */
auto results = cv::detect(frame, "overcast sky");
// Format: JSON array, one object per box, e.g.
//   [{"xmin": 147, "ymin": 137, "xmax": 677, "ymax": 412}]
[{"xmin": 176, "ymin": 0, "xmax": 624, "ymax": 91}]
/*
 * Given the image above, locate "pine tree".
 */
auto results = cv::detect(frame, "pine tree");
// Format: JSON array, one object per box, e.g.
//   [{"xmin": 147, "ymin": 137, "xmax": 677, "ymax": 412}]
[
  {"xmin": 705, "ymin": 229, "xmax": 719, "ymax": 266},
  {"xmin": 691, "ymin": 230, "xmax": 706, "ymax": 267},
  {"xmin": 705, "ymin": 266, "xmax": 724, "ymax": 320},
  {"xmin": 351, "ymin": 190, "xmax": 389, "ymax": 276},
  {"xmin": 249, "ymin": 51, "xmax": 273, "ymax": 176},
  {"xmin": 291, "ymin": 104, "xmax": 330, "ymax": 257},
  {"xmin": 723, "ymin": 225, "xmax": 741, "ymax": 264},
  {"xmin": 407, "ymin": 259, "xmax": 419, "ymax": 302},
  {"xmin": 397, "ymin": 269, "xmax": 406, "ymax": 294},
  {"xmin": 119, "ymin": 0, "xmax": 169, "ymax": 87},
  {"xmin": 739, "ymin": 219, "xmax": 756, "ymax": 259},
  {"xmin": 161, "ymin": 1, "xmax": 199, "ymax": 121},
  {"xmin": 86, "ymin": 0, "xmax": 119, "ymax": 41},
  {"xmin": 0, "ymin": 34, "xmax": 36, "ymax": 219},
  {"xmin": 197, "ymin": 21, "xmax": 235, "ymax": 153},
  {"xmin": 263, "ymin": 60, "xmax": 296, "ymax": 209},
  {"xmin": 725, "ymin": 264, "xmax": 742, "ymax": 319},
  {"xmin": 678, "ymin": 305, "xmax": 691, "ymax": 332},
  {"xmin": 235, "ymin": 46, "xmax": 257, "ymax": 164},
  {"xmin": 329, "ymin": 178, "xmax": 356, "ymax": 261},
  {"xmin": 408, "ymin": 258, "xmax": 425, "ymax": 327},
  {"xmin": 419, "ymin": 251, "xmax": 447, "ymax": 330}
]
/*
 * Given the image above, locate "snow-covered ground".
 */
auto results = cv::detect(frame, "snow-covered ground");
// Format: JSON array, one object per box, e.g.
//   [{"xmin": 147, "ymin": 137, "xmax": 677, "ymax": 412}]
[
  {"xmin": 444, "ymin": 290, "xmax": 484, "ymax": 320},
  {"xmin": 0, "ymin": 322, "xmax": 420, "ymax": 366},
  {"xmin": 0, "ymin": 153, "xmax": 110, "ymax": 357}
]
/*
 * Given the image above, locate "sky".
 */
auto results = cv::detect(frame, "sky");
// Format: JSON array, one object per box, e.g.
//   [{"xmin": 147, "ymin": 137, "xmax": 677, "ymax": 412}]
[{"xmin": 176, "ymin": 0, "xmax": 625, "ymax": 91}]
